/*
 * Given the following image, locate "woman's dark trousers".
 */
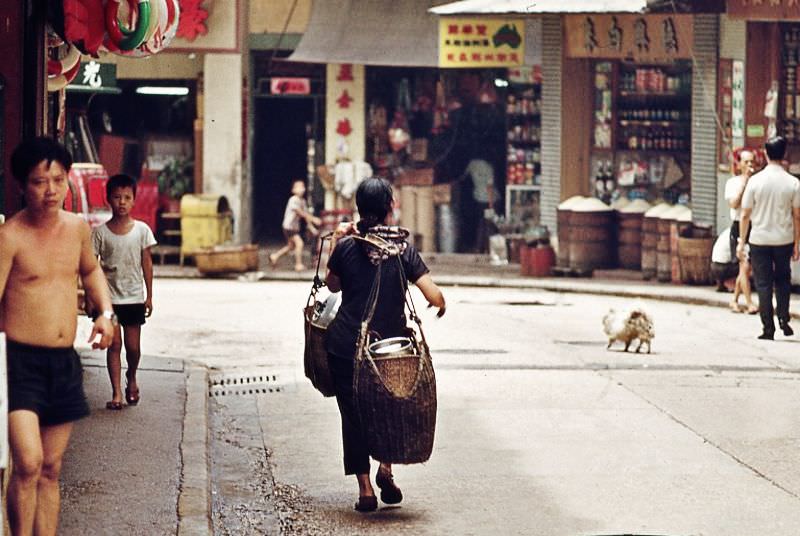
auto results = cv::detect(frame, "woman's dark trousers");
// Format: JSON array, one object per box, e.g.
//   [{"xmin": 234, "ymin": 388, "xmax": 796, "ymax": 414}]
[
  {"xmin": 750, "ymin": 243, "xmax": 793, "ymax": 334},
  {"xmin": 328, "ymin": 354, "xmax": 371, "ymax": 475}
]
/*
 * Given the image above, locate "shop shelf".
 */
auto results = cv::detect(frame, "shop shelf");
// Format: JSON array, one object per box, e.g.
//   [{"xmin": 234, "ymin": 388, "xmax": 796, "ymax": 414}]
[
  {"xmin": 619, "ymin": 91, "xmax": 690, "ymax": 98},
  {"xmin": 618, "ymin": 119, "xmax": 687, "ymax": 127}
]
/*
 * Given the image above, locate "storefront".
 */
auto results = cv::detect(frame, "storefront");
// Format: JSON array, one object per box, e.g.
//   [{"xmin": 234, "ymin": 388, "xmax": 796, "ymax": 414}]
[
  {"xmin": 564, "ymin": 14, "xmax": 696, "ymax": 207},
  {"xmin": 728, "ymin": 1, "xmax": 800, "ymax": 169}
]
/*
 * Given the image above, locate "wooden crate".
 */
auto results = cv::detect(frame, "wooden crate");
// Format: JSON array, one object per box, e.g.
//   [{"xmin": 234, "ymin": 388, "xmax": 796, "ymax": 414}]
[{"xmin": 194, "ymin": 245, "xmax": 259, "ymax": 274}]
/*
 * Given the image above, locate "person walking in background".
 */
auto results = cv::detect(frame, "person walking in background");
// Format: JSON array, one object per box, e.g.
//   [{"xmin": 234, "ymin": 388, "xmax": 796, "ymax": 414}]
[
  {"xmin": 0, "ymin": 137, "xmax": 115, "ymax": 535},
  {"xmin": 92, "ymin": 174, "xmax": 157, "ymax": 409},
  {"xmin": 737, "ymin": 136, "xmax": 800, "ymax": 340},
  {"xmin": 269, "ymin": 179, "xmax": 321, "ymax": 271},
  {"xmin": 725, "ymin": 149, "xmax": 758, "ymax": 314}
]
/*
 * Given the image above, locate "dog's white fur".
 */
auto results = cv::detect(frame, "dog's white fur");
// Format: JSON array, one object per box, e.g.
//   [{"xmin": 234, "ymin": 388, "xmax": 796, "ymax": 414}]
[{"xmin": 602, "ymin": 307, "xmax": 654, "ymax": 353}]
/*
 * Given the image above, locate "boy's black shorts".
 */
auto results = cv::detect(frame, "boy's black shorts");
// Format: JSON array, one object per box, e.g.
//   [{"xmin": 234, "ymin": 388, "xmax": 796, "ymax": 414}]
[
  {"xmin": 7, "ymin": 340, "xmax": 90, "ymax": 426},
  {"xmin": 113, "ymin": 303, "xmax": 146, "ymax": 327}
]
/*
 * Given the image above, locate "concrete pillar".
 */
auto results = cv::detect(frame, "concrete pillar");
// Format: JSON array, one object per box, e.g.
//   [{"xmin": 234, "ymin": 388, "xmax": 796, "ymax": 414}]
[{"xmin": 202, "ymin": 53, "xmax": 247, "ymax": 242}]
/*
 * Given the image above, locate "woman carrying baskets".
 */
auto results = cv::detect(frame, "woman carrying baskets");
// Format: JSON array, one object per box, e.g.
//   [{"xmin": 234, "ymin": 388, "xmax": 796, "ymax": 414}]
[{"xmin": 325, "ymin": 178, "xmax": 446, "ymax": 513}]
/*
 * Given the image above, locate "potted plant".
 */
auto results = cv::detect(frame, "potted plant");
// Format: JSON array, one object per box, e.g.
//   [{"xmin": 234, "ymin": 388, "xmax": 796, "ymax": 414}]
[{"xmin": 157, "ymin": 157, "xmax": 193, "ymax": 213}]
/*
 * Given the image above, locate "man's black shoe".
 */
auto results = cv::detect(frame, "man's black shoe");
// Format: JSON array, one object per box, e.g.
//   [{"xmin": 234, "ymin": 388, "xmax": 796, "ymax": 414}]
[
  {"xmin": 758, "ymin": 332, "xmax": 775, "ymax": 340},
  {"xmin": 780, "ymin": 322, "xmax": 794, "ymax": 336}
]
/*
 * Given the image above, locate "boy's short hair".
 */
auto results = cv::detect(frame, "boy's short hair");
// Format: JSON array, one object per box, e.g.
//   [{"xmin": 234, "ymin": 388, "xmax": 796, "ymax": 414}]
[
  {"xmin": 10, "ymin": 137, "xmax": 73, "ymax": 184},
  {"xmin": 106, "ymin": 174, "xmax": 138, "ymax": 198}
]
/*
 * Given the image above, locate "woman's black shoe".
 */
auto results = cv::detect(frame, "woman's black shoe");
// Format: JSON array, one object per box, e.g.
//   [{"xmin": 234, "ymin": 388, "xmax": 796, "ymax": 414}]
[
  {"xmin": 354, "ymin": 495, "xmax": 378, "ymax": 512},
  {"xmin": 376, "ymin": 470, "xmax": 403, "ymax": 505}
]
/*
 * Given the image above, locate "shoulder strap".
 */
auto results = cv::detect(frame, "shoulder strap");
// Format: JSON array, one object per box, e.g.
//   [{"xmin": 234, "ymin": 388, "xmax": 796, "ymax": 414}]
[{"xmin": 306, "ymin": 232, "xmax": 332, "ymax": 308}]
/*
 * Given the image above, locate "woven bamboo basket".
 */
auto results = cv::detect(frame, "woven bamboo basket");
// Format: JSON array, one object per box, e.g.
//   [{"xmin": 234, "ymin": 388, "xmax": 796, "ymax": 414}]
[
  {"xmin": 355, "ymin": 340, "xmax": 437, "ymax": 464},
  {"xmin": 195, "ymin": 244, "xmax": 258, "ymax": 274},
  {"xmin": 303, "ymin": 305, "xmax": 336, "ymax": 397}
]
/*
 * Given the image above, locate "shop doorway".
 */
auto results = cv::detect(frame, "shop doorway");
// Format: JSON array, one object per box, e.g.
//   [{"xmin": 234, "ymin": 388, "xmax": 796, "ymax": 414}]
[{"xmin": 252, "ymin": 97, "xmax": 315, "ymax": 243}]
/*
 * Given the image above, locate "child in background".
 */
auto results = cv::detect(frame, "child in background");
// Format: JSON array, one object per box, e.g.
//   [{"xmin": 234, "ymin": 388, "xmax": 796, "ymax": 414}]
[
  {"xmin": 269, "ymin": 179, "xmax": 321, "ymax": 271},
  {"xmin": 92, "ymin": 174, "xmax": 157, "ymax": 410}
]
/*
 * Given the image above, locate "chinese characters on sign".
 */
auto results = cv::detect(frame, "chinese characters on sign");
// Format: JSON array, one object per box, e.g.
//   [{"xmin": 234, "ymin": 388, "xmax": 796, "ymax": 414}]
[
  {"xmin": 439, "ymin": 18, "xmax": 525, "ymax": 68},
  {"xmin": 565, "ymin": 14, "xmax": 693, "ymax": 60},
  {"xmin": 732, "ymin": 60, "xmax": 745, "ymax": 147},
  {"xmin": 326, "ymin": 63, "xmax": 365, "ymax": 163}
]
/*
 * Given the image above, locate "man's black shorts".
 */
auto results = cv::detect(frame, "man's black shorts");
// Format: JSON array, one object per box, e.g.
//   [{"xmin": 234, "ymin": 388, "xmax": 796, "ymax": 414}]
[
  {"xmin": 7, "ymin": 340, "xmax": 90, "ymax": 426},
  {"xmin": 113, "ymin": 303, "xmax": 146, "ymax": 327}
]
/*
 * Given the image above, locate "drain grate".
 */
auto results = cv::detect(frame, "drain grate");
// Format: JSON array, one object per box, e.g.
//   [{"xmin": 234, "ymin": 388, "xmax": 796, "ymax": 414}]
[{"xmin": 208, "ymin": 369, "xmax": 290, "ymax": 397}]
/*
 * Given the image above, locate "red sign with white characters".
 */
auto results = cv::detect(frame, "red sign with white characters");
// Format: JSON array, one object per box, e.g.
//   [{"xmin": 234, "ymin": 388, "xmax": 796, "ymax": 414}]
[{"xmin": 270, "ymin": 77, "xmax": 311, "ymax": 95}]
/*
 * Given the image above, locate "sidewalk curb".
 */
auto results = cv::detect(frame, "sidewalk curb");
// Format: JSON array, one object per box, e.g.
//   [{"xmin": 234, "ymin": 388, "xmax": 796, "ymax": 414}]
[
  {"xmin": 153, "ymin": 269, "xmax": 800, "ymax": 319},
  {"xmin": 177, "ymin": 365, "xmax": 211, "ymax": 535}
]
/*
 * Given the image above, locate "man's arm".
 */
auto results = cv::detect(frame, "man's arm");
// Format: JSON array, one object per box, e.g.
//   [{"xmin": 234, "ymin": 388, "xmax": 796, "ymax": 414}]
[
  {"xmin": 793, "ymin": 207, "xmax": 800, "ymax": 261},
  {"xmin": 737, "ymin": 208, "xmax": 752, "ymax": 261},
  {"xmin": 142, "ymin": 246, "xmax": 154, "ymax": 317},
  {"xmin": 0, "ymin": 228, "xmax": 15, "ymax": 304},
  {"xmin": 78, "ymin": 223, "xmax": 114, "ymax": 349},
  {"xmin": 728, "ymin": 179, "xmax": 748, "ymax": 210}
]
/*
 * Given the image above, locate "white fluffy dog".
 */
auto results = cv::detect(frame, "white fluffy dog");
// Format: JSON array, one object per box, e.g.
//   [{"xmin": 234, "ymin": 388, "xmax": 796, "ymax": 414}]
[{"xmin": 602, "ymin": 307, "xmax": 654, "ymax": 353}]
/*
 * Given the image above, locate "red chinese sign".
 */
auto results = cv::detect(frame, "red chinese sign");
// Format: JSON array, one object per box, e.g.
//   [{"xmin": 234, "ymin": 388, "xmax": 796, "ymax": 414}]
[{"xmin": 270, "ymin": 77, "xmax": 311, "ymax": 95}]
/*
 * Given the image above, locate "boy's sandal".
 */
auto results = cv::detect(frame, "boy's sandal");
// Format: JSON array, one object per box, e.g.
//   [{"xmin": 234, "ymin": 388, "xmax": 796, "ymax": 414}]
[
  {"xmin": 125, "ymin": 386, "xmax": 140, "ymax": 406},
  {"xmin": 106, "ymin": 401, "xmax": 123, "ymax": 411}
]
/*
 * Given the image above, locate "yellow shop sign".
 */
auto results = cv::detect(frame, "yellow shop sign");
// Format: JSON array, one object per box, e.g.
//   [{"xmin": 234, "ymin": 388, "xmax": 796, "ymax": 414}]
[{"xmin": 439, "ymin": 18, "xmax": 525, "ymax": 68}]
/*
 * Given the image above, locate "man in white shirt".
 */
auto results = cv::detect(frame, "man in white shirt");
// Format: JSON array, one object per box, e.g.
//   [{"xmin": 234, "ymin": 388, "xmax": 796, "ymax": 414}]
[{"xmin": 738, "ymin": 136, "xmax": 800, "ymax": 340}]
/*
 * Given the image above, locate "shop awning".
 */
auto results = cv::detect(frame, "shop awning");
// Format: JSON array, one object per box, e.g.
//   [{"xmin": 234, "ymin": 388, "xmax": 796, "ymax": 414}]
[
  {"xmin": 288, "ymin": 0, "xmax": 441, "ymax": 67},
  {"xmin": 429, "ymin": 0, "xmax": 648, "ymax": 15}
]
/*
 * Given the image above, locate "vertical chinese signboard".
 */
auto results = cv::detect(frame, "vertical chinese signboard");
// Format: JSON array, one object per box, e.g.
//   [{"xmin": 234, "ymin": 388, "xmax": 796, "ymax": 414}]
[
  {"xmin": 564, "ymin": 14, "xmax": 693, "ymax": 61},
  {"xmin": 439, "ymin": 19, "xmax": 525, "ymax": 68},
  {"xmin": 326, "ymin": 63, "xmax": 365, "ymax": 165},
  {"xmin": 732, "ymin": 60, "xmax": 745, "ymax": 149}
]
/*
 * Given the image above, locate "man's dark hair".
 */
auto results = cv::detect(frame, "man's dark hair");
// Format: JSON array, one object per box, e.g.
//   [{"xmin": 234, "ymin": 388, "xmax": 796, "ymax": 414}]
[
  {"xmin": 10, "ymin": 137, "xmax": 73, "ymax": 184},
  {"xmin": 106, "ymin": 174, "xmax": 137, "ymax": 199},
  {"xmin": 765, "ymin": 136, "xmax": 787, "ymax": 161},
  {"xmin": 355, "ymin": 177, "xmax": 393, "ymax": 234}
]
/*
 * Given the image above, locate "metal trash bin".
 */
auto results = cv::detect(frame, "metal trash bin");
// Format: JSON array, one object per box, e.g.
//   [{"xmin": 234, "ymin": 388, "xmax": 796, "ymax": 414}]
[{"xmin": 180, "ymin": 194, "xmax": 233, "ymax": 257}]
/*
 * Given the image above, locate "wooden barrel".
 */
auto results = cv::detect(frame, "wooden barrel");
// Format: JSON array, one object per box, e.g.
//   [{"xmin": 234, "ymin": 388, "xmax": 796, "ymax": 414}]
[
  {"xmin": 556, "ymin": 209, "xmax": 572, "ymax": 267},
  {"xmin": 641, "ymin": 203, "xmax": 671, "ymax": 280},
  {"xmin": 617, "ymin": 212, "xmax": 644, "ymax": 269},
  {"xmin": 678, "ymin": 236, "xmax": 713, "ymax": 284},
  {"xmin": 556, "ymin": 196, "xmax": 584, "ymax": 268},
  {"xmin": 641, "ymin": 217, "xmax": 660, "ymax": 279},
  {"xmin": 656, "ymin": 217, "xmax": 673, "ymax": 282},
  {"xmin": 569, "ymin": 205, "xmax": 614, "ymax": 272},
  {"xmin": 617, "ymin": 199, "xmax": 651, "ymax": 271}
]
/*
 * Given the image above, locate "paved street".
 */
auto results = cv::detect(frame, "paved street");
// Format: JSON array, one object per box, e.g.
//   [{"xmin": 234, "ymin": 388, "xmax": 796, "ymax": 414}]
[{"xmin": 64, "ymin": 278, "xmax": 800, "ymax": 534}]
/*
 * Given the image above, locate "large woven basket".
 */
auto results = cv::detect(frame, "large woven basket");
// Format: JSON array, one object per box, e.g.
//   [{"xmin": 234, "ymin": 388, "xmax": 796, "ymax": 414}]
[
  {"xmin": 303, "ymin": 305, "xmax": 336, "ymax": 397},
  {"xmin": 355, "ymin": 340, "xmax": 437, "ymax": 464}
]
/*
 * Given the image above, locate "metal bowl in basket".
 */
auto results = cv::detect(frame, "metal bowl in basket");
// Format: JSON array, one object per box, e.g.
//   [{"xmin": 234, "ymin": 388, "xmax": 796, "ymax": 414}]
[{"xmin": 368, "ymin": 337, "xmax": 415, "ymax": 358}]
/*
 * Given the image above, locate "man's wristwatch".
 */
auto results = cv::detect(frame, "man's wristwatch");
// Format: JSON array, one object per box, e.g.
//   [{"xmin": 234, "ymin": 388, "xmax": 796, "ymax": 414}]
[{"xmin": 101, "ymin": 310, "xmax": 119, "ymax": 326}]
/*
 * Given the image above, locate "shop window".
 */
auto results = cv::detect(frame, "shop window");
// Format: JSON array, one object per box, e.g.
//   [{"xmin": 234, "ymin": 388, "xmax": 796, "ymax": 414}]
[{"xmin": 590, "ymin": 60, "xmax": 692, "ymax": 205}]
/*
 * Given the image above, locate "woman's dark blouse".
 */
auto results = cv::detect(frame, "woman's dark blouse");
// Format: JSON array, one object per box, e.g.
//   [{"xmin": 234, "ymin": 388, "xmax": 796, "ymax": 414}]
[{"xmin": 325, "ymin": 237, "xmax": 429, "ymax": 359}]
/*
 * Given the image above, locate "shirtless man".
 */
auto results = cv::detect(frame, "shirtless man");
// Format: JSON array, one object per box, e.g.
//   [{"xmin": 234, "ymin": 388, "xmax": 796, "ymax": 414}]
[{"xmin": 0, "ymin": 137, "xmax": 114, "ymax": 535}]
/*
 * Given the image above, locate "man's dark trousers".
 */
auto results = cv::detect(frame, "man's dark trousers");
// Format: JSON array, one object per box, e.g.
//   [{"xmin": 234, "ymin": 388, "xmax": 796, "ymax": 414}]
[{"xmin": 750, "ymin": 243, "xmax": 794, "ymax": 334}]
